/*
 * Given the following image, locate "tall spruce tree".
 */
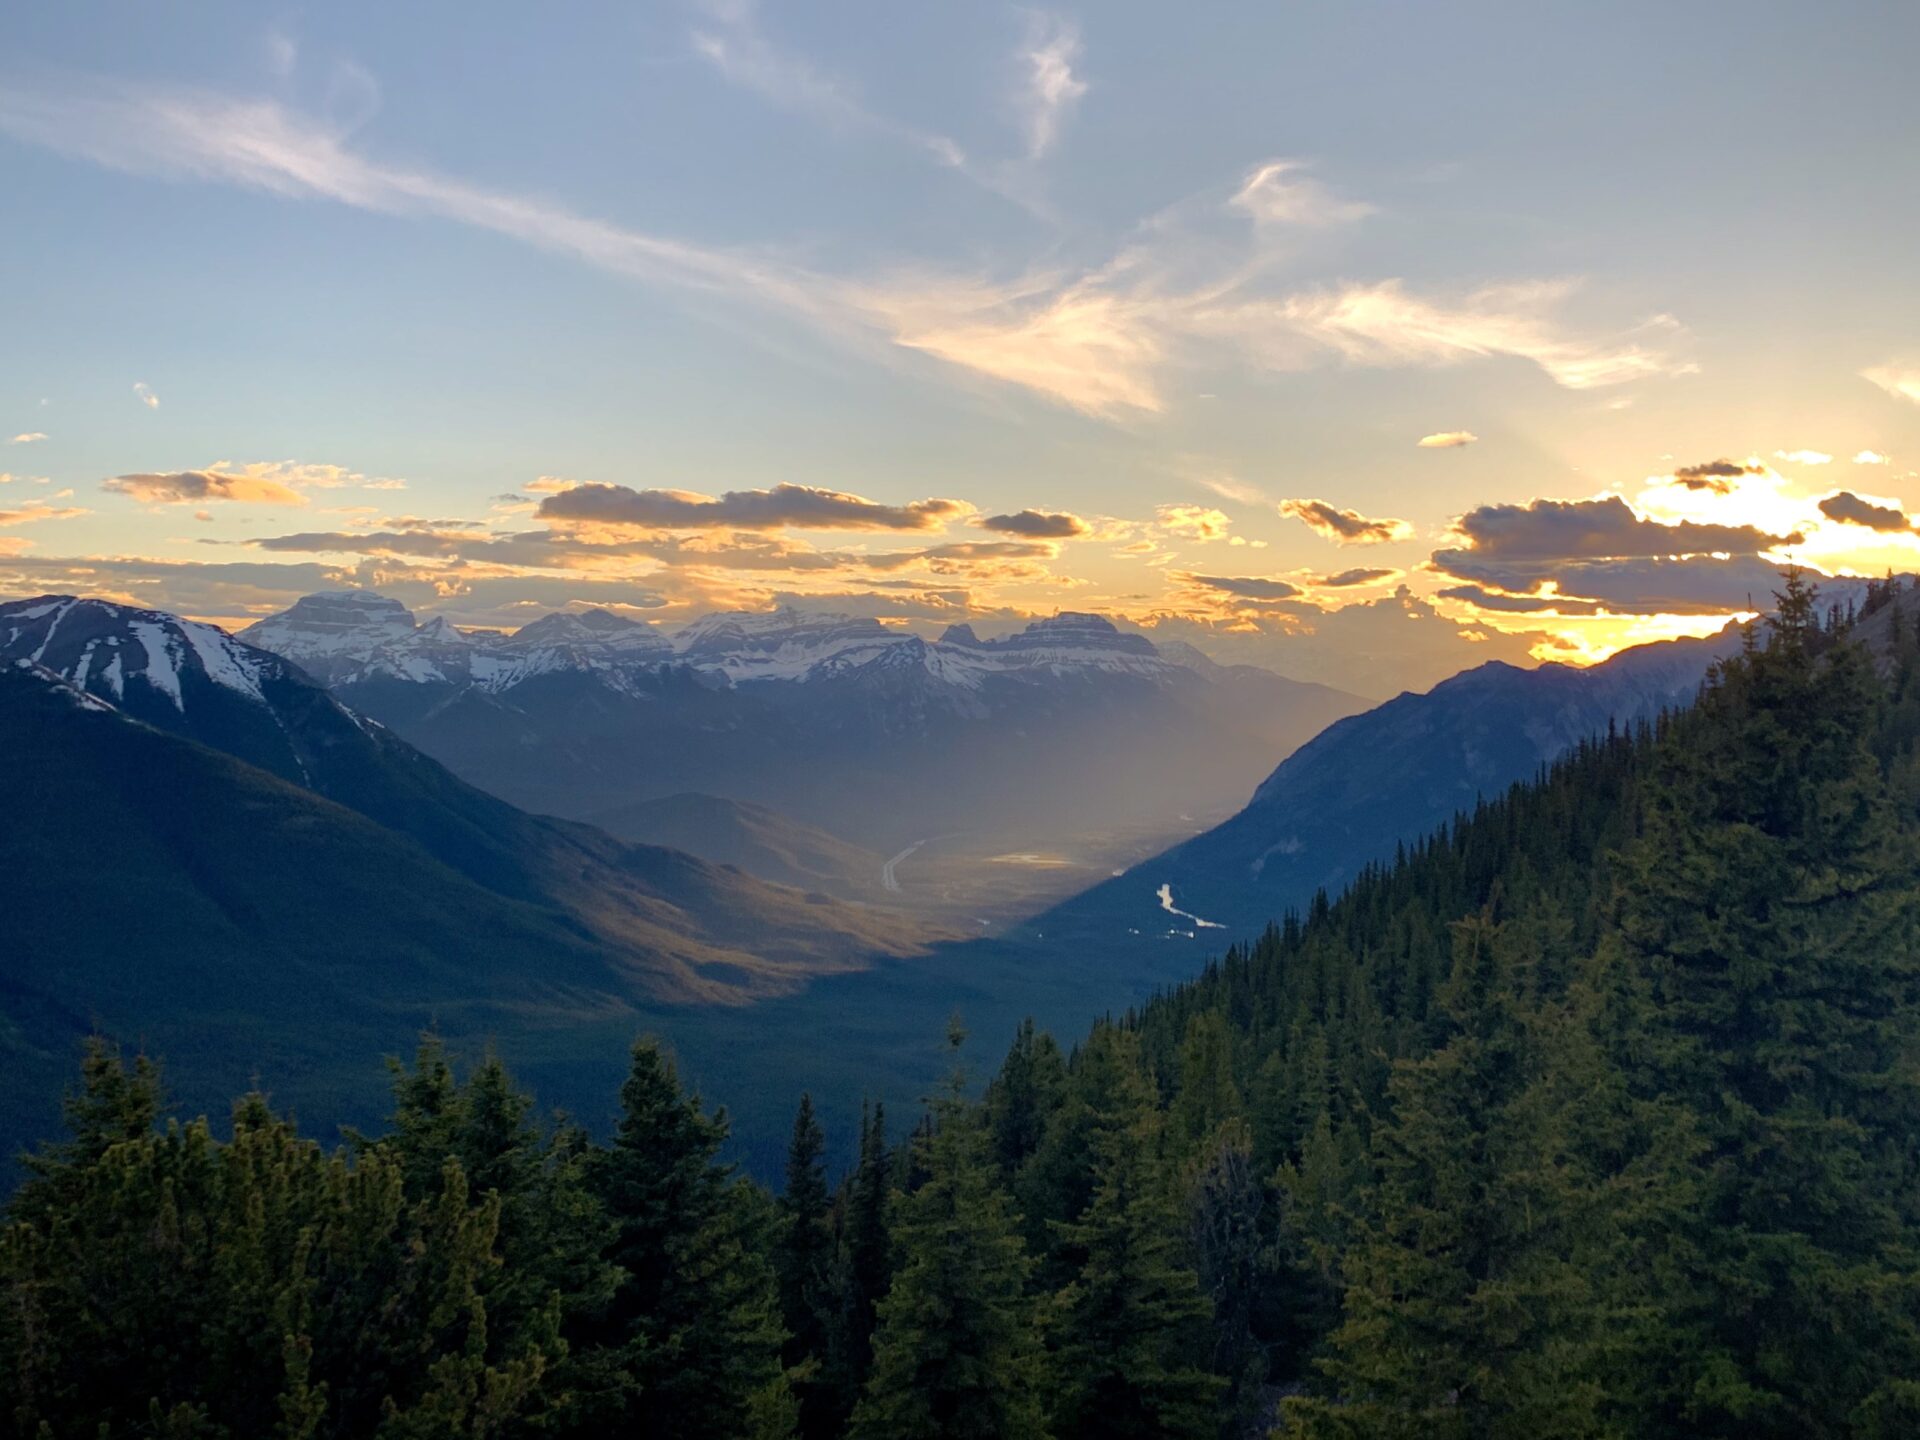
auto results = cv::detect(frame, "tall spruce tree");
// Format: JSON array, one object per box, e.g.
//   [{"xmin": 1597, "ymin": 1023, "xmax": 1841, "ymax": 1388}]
[
  {"xmin": 1050, "ymin": 1061, "xmax": 1222, "ymax": 1440},
  {"xmin": 776, "ymin": 1093, "xmax": 836, "ymax": 1439},
  {"xmin": 1285, "ymin": 914, "xmax": 1617, "ymax": 1440},
  {"xmin": 849, "ymin": 1026, "xmax": 1050, "ymax": 1440},
  {"xmin": 571, "ymin": 1038, "xmax": 789, "ymax": 1440}
]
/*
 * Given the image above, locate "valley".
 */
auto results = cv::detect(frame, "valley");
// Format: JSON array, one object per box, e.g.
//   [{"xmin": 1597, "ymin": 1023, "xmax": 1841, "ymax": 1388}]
[{"xmin": 0, "ymin": 586, "xmax": 1775, "ymax": 1176}]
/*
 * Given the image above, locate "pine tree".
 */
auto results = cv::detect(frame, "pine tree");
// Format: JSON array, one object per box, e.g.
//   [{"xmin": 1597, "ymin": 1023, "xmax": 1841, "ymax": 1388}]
[
  {"xmin": 776, "ymin": 1093, "xmax": 837, "ymax": 1439},
  {"xmin": 1166, "ymin": 1011, "xmax": 1241, "ymax": 1160},
  {"xmin": 570, "ymin": 1038, "xmax": 788, "ymax": 1440},
  {"xmin": 1050, "ymin": 1070, "xmax": 1222, "ymax": 1440},
  {"xmin": 985, "ymin": 1019, "xmax": 1067, "ymax": 1179},
  {"xmin": 849, "ymin": 1027, "xmax": 1050, "ymax": 1440},
  {"xmin": 1285, "ymin": 914, "xmax": 1615, "ymax": 1440}
]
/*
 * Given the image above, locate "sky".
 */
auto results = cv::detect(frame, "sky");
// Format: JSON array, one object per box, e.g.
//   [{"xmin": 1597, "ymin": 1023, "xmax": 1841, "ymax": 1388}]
[{"xmin": 3, "ymin": 1, "xmax": 1920, "ymax": 695}]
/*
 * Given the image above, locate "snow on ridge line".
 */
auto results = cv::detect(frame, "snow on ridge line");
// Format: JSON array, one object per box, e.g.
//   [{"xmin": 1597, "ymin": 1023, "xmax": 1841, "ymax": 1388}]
[
  {"xmin": 127, "ymin": 621, "xmax": 184, "ymax": 710},
  {"xmin": 178, "ymin": 619, "xmax": 269, "ymax": 704}
]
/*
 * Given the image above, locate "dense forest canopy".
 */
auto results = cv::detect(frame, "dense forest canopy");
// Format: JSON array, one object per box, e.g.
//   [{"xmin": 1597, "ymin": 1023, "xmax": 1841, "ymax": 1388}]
[{"xmin": 8, "ymin": 572, "xmax": 1920, "ymax": 1438}]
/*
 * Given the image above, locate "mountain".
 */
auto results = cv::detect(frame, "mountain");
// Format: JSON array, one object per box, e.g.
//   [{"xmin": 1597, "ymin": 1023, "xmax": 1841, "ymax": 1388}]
[
  {"xmin": 0, "ymin": 594, "xmax": 932, "ymax": 1001},
  {"xmin": 1006, "ymin": 622, "xmax": 1750, "ymax": 962},
  {"xmin": 590, "ymin": 791, "xmax": 885, "ymax": 899},
  {"xmin": 238, "ymin": 595, "xmax": 1367, "ymax": 849},
  {"xmin": 0, "ymin": 595, "xmax": 959, "ymax": 1164}
]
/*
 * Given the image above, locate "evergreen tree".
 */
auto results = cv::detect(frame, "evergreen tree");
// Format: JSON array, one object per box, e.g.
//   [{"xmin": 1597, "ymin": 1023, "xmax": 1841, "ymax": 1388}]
[
  {"xmin": 571, "ymin": 1038, "xmax": 787, "ymax": 1440},
  {"xmin": 1285, "ymin": 914, "xmax": 1616, "ymax": 1440},
  {"xmin": 849, "ymin": 1027, "xmax": 1050, "ymax": 1440},
  {"xmin": 776, "ymin": 1093, "xmax": 836, "ymax": 1439},
  {"xmin": 985, "ymin": 1019, "xmax": 1067, "ymax": 1180},
  {"xmin": 1050, "ymin": 1067, "xmax": 1222, "ymax": 1440}
]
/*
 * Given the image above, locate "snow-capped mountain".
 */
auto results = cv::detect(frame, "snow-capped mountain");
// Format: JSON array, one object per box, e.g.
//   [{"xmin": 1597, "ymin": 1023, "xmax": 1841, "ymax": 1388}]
[
  {"xmin": 233, "ymin": 591, "xmax": 1369, "ymax": 847},
  {"xmin": 243, "ymin": 594, "xmax": 1196, "ymax": 692},
  {"xmin": 0, "ymin": 594, "xmax": 376, "ymax": 788}
]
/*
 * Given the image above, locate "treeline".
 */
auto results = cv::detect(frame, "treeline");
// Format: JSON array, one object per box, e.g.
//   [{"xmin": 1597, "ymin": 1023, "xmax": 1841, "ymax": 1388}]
[{"xmin": 7, "ymin": 571, "xmax": 1920, "ymax": 1439}]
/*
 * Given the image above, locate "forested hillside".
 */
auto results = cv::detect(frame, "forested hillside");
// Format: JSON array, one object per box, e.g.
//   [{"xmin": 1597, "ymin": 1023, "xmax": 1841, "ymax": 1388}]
[{"xmin": 9, "ymin": 573, "xmax": 1920, "ymax": 1439}]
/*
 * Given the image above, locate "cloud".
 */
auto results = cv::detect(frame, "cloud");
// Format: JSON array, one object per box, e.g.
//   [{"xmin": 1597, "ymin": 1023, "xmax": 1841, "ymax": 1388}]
[
  {"xmin": 1863, "ymin": 364, "xmax": 1920, "ymax": 405},
  {"xmin": 1855, "ymin": 450, "xmax": 1891, "ymax": 465},
  {"xmin": 1818, "ymin": 490, "xmax": 1912, "ymax": 533},
  {"xmin": 1179, "ymin": 573, "xmax": 1303, "ymax": 602},
  {"xmin": 1018, "ymin": 13, "xmax": 1087, "ymax": 158},
  {"xmin": 0, "ymin": 502, "xmax": 88, "ymax": 526},
  {"xmin": 688, "ymin": 0, "xmax": 967, "ymax": 170},
  {"xmin": 133, "ymin": 381, "xmax": 159, "ymax": 409},
  {"xmin": 978, "ymin": 508, "xmax": 1088, "ymax": 539},
  {"xmin": 8, "ymin": 432, "xmax": 47, "ymax": 445},
  {"xmin": 1417, "ymin": 430, "xmax": 1476, "ymax": 448},
  {"xmin": 1310, "ymin": 566, "xmax": 1399, "ymax": 588},
  {"xmin": 1278, "ymin": 497, "xmax": 1413, "ymax": 545},
  {"xmin": 1155, "ymin": 504, "xmax": 1232, "ymax": 542},
  {"xmin": 1437, "ymin": 583, "xmax": 1603, "ymax": 616},
  {"xmin": 1266, "ymin": 280, "xmax": 1686, "ymax": 391},
  {"xmin": 1437, "ymin": 495, "xmax": 1797, "ymax": 563},
  {"xmin": 867, "ymin": 271, "xmax": 1689, "ymax": 418},
  {"xmin": 538, "ymin": 481, "xmax": 965, "ymax": 532},
  {"xmin": 1434, "ymin": 554, "xmax": 1802, "ymax": 615},
  {"xmin": 0, "ymin": 74, "xmax": 1694, "ymax": 423},
  {"xmin": 1667, "ymin": 458, "xmax": 1763, "ymax": 494},
  {"xmin": 104, "ymin": 468, "xmax": 308, "ymax": 505},
  {"xmin": 1774, "ymin": 449, "xmax": 1831, "ymax": 465},
  {"xmin": 1229, "ymin": 160, "xmax": 1373, "ymax": 229}
]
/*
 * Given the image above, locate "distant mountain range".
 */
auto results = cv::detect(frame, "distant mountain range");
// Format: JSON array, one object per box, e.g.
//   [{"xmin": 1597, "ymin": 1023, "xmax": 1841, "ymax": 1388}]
[
  {"xmin": 238, "ymin": 593, "xmax": 1368, "ymax": 849},
  {"xmin": 0, "ymin": 596, "xmax": 940, "ymax": 1160}
]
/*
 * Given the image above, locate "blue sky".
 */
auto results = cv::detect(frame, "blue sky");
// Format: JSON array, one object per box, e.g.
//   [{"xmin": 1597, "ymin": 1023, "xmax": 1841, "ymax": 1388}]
[{"xmin": 3, "ymin": 1, "xmax": 1919, "ymax": 690}]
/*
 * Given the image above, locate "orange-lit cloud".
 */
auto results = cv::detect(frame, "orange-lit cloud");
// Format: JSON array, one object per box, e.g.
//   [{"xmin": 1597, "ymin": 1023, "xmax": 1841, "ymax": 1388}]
[{"xmin": 1279, "ymin": 498, "xmax": 1413, "ymax": 545}]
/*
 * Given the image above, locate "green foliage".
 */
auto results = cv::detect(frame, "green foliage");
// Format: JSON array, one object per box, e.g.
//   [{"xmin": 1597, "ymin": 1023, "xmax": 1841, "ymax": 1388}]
[
  {"xmin": 566, "ymin": 1038, "xmax": 788, "ymax": 1440},
  {"xmin": 848, "ymin": 1035, "xmax": 1051, "ymax": 1440},
  {"xmin": 1048, "ymin": 1046, "xmax": 1221, "ymax": 1440},
  {"xmin": 776, "ymin": 1094, "xmax": 836, "ymax": 1440}
]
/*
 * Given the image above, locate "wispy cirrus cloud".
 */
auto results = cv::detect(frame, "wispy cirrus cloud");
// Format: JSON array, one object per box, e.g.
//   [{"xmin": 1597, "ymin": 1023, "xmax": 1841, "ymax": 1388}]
[
  {"xmin": 0, "ymin": 71, "xmax": 1692, "ymax": 421},
  {"xmin": 1863, "ymin": 363, "xmax": 1920, "ymax": 405},
  {"xmin": 133, "ymin": 381, "xmax": 159, "ymax": 409},
  {"xmin": 8, "ymin": 432, "xmax": 47, "ymax": 445},
  {"xmin": 688, "ymin": 0, "xmax": 967, "ymax": 169},
  {"xmin": 1018, "ymin": 13, "xmax": 1086, "ymax": 158},
  {"xmin": 1229, "ymin": 160, "xmax": 1373, "ymax": 229}
]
